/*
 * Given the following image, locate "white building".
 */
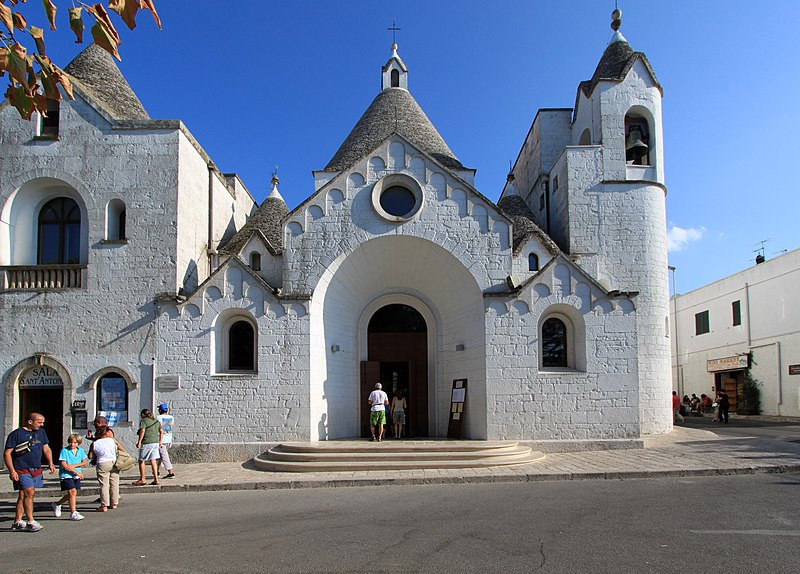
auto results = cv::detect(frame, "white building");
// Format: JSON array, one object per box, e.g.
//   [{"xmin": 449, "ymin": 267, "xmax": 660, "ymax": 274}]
[
  {"xmin": 1, "ymin": 16, "xmax": 672, "ymax": 460},
  {"xmin": 670, "ymin": 248, "xmax": 800, "ymax": 417}
]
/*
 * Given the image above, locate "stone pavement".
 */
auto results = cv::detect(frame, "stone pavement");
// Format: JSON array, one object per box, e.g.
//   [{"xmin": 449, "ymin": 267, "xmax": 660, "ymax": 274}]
[{"xmin": 3, "ymin": 422, "xmax": 800, "ymax": 501}]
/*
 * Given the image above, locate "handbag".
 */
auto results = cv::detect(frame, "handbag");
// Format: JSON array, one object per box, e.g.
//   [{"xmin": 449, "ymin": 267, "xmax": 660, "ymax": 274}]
[
  {"xmin": 112, "ymin": 445, "xmax": 136, "ymax": 472},
  {"xmin": 12, "ymin": 438, "xmax": 33, "ymax": 456}
]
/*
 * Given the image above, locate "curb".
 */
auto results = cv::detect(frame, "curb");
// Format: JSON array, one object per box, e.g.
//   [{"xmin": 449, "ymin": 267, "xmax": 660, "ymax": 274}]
[{"xmin": 4, "ymin": 463, "xmax": 800, "ymax": 500}]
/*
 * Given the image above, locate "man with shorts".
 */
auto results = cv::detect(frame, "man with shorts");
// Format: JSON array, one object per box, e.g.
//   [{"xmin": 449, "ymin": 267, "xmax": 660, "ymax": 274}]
[
  {"xmin": 4, "ymin": 412, "xmax": 56, "ymax": 532},
  {"xmin": 368, "ymin": 383, "xmax": 389, "ymax": 442}
]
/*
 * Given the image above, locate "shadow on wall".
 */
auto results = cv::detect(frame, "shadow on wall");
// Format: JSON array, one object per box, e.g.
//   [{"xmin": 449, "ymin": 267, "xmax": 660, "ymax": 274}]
[{"xmin": 182, "ymin": 258, "xmax": 198, "ymax": 293}]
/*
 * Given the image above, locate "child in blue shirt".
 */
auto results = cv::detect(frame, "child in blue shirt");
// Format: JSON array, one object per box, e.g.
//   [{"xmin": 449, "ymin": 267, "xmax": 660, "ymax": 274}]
[{"xmin": 52, "ymin": 434, "xmax": 88, "ymax": 521}]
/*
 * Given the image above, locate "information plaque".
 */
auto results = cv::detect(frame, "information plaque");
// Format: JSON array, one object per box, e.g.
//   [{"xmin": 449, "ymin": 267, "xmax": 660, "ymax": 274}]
[{"xmin": 447, "ymin": 379, "xmax": 467, "ymax": 439}]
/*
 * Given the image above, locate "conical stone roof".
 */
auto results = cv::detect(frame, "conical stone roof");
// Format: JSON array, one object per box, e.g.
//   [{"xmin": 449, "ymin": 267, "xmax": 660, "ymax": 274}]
[
  {"xmin": 579, "ymin": 38, "xmax": 661, "ymax": 97},
  {"xmin": 218, "ymin": 194, "xmax": 289, "ymax": 256},
  {"xmin": 323, "ymin": 88, "xmax": 464, "ymax": 172},
  {"xmin": 63, "ymin": 43, "xmax": 150, "ymax": 120}
]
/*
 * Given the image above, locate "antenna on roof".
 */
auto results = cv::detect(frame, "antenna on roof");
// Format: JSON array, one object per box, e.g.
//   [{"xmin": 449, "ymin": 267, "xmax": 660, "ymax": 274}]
[{"xmin": 754, "ymin": 239, "xmax": 769, "ymax": 264}]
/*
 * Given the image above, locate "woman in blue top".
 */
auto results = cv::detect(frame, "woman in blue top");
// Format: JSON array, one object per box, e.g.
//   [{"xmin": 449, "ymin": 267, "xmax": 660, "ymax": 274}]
[{"xmin": 52, "ymin": 434, "xmax": 88, "ymax": 521}]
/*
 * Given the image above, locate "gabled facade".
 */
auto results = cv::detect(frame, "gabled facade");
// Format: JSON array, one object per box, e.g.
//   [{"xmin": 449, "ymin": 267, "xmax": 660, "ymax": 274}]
[{"xmin": 1, "ymin": 18, "xmax": 671, "ymax": 459}]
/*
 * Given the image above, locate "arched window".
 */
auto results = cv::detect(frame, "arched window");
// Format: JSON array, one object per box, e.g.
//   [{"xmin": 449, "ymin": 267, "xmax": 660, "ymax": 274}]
[
  {"xmin": 541, "ymin": 317, "xmax": 568, "ymax": 368},
  {"xmin": 249, "ymin": 252, "xmax": 262, "ymax": 271},
  {"xmin": 106, "ymin": 199, "xmax": 127, "ymax": 241},
  {"xmin": 391, "ymin": 69, "xmax": 400, "ymax": 87},
  {"xmin": 579, "ymin": 128, "xmax": 591, "ymax": 145},
  {"xmin": 228, "ymin": 320, "xmax": 255, "ymax": 371},
  {"xmin": 528, "ymin": 253, "xmax": 539, "ymax": 271},
  {"xmin": 38, "ymin": 197, "xmax": 81, "ymax": 264},
  {"xmin": 96, "ymin": 372, "xmax": 130, "ymax": 422}
]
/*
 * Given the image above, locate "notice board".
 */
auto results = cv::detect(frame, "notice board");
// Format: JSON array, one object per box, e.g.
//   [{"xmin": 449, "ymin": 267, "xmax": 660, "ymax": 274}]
[{"xmin": 447, "ymin": 379, "xmax": 467, "ymax": 439}]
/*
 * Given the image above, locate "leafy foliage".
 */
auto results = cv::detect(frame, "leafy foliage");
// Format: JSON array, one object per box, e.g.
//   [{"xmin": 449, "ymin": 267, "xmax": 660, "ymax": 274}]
[
  {"xmin": 739, "ymin": 367, "xmax": 762, "ymax": 415},
  {"xmin": 0, "ymin": 0, "xmax": 160, "ymax": 119}
]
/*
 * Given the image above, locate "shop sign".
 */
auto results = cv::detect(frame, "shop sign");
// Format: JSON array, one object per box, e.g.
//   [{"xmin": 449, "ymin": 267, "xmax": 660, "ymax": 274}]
[
  {"xmin": 789, "ymin": 364, "xmax": 800, "ymax": 376},
  {"xmin": 707, "ymin": 355, "xmax": 749, "ymax": 373},
  {"xmin": 19, "ymin": 367, "xmax": 63, "ymax": 388}
]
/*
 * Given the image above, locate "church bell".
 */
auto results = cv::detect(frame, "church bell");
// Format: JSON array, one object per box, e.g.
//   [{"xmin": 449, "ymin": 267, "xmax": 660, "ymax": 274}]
[{"xmin": 625, "ymin": 126, "xmax": 649, "ymax": 162}]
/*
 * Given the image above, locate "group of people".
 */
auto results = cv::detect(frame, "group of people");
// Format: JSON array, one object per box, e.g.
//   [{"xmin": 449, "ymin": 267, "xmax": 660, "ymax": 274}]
[
  {"xmin": 672, "ymin": 390, "xmax": 730, "ymax": 424},
  {"xmin": 367, "ymin": 383, "xmax": 407, "ymax": 441},
  {"xmin": 4, "ymin": 403, "xmax": 176, "ymax": 532}
]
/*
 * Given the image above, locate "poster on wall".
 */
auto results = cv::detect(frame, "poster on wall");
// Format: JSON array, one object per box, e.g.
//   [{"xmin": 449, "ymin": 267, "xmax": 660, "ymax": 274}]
[{"xmin": 99, "ymin": 376, "xmax": 127, "ymax": 423}]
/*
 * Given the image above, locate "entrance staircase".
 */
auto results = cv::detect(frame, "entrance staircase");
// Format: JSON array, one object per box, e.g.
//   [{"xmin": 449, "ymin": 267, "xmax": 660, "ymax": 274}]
[{"xmin": 253, "ymin": 440, "xmax": 545, "ymax": 472}]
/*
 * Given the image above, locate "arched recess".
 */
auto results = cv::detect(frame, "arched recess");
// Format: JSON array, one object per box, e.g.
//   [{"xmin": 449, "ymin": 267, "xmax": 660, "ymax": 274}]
[
  {"xmin": 211, "ymin": 309, "xmax": 258, "ymax": 374},
  {"xmin": 87, "ymin": 367, "xmax": 138, "ymax": 423},
  {"xmin": 4, "ymin": 354, "xmax": 73, "ymax": 454},
  {"xmin": 624, "ymin": 105, "xmax": 656, "ymax": 167},
  {"xmin": 105, "ymin": 199, "xmax": 127, "ymax": 241},
  {"xmin": 358, "ymin": 294, "xmax": 437, "ymax": 438},
  {"xmin": 309, "ymin": 235, "xmax": 486, "ymax": 441},
  {"xmin": 0, "ymin": 177, "xmax": 89, "ymax": 266},
  {"xmin": 537, "ymin": 303, "xmax": 587, "ymax": 372}
]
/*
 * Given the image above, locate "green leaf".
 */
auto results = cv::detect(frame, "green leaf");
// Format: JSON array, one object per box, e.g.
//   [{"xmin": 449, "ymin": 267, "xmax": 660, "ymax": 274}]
[
  {"xmin": 90, "ymin": 21, "xmax": 121, "ymax": 61},
  {"xmin": 8, "ymin": 43, "xmax": 32, "ymax": 91},
  {"xmin": 68, "ymin": 8, "xmax": 84, "ymax": 44},
  {"xmin": 29, "ymin": 26, "xmax": 46, "ymax": 56},
  {"xmin": 6, "ymin": 84, "xmax": 38, "ymax": 120}
]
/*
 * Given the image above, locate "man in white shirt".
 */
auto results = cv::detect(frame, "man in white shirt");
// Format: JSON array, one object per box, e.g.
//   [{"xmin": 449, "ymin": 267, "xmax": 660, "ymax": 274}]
[{"xmin": 367, "ymin": 383, "xmax": 389, "ymax": 442}]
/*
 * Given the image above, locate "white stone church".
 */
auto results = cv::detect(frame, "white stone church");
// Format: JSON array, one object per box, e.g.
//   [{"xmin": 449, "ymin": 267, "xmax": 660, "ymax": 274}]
[{"xmin": 1, "ymin": 20, "xmax": 672, "ymax": 459}]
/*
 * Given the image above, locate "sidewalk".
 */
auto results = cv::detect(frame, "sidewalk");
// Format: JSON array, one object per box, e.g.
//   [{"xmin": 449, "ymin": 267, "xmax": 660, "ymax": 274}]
[{"xmin": 4, "ymin": 425, "xmax": 800, "ymax": 500}]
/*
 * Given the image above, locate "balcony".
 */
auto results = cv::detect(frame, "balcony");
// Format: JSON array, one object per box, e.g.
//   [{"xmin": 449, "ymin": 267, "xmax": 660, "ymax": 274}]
[{"xmin": 1, "ymin": 265, "xmax": 87, "ymax": 290}]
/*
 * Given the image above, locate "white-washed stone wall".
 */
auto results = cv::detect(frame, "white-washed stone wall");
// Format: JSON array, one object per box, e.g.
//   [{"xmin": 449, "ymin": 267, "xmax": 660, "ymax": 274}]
[
  {"xmin": 486, "ymin": 260, "xmax": 639, "ymax": 439},
  {"xmin": 156, "ymin": 261, "xmax": 310, "ymax": 442}
]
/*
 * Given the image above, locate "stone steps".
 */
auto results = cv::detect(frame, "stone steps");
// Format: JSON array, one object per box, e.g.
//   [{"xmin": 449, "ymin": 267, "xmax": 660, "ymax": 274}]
[{"xmin": 253, "ymin": 440, "xmax": 546, "ymax": 472}]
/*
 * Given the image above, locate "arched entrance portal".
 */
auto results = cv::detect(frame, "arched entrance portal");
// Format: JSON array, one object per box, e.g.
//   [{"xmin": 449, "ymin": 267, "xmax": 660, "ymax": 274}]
[
  {"xmin": 360, "ymin": 304, "xmax": 428, "ymax": 438},
  {"xmin": 18, "ymin": 366, "xmax": 64, "ymax": 454}
]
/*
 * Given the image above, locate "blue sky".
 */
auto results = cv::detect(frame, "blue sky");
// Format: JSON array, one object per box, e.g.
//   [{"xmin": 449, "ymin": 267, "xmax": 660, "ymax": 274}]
[{"xmin": 31, "ymin": 1, "xmax": 800, "ymax": 294}]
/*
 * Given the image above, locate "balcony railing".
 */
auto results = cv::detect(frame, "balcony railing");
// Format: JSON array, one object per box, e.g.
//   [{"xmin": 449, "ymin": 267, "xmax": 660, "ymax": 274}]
[{"xmin": 1, "ymin": 265, "xmax": 87, "ymax": 290}]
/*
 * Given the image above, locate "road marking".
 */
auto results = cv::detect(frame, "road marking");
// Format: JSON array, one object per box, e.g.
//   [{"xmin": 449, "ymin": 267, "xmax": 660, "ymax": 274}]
[{"xmin": 689, "ymin": 530, "xmax": 800, "ymax": 536}]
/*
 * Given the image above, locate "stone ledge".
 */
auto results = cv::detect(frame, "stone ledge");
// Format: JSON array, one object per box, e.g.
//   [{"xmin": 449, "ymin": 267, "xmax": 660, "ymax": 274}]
[{"xmin": 170, "ymin": 442, "xmax": 278, "ymax": 463}]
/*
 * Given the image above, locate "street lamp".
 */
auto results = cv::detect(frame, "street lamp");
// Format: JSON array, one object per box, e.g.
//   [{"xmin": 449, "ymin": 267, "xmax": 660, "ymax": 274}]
[{"xmin": 668, "ymin": 265, "xmax": 682, "ymax": 396}]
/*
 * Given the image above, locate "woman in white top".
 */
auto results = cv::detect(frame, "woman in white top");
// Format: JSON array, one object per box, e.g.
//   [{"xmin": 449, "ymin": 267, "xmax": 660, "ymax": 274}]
[
  {"xmin": 390, "ymin": 391, "xmax": 407, "ymax": 439},
  {"xmin": 88, "ymin": 426, "xmax": 120, "ymax": 512}
]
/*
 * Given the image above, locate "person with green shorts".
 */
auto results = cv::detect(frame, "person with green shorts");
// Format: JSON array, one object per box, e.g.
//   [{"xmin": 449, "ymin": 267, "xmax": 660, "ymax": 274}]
[{"xmin": 368, "ymin": 383, "xmax": 389, "ymax": 442}]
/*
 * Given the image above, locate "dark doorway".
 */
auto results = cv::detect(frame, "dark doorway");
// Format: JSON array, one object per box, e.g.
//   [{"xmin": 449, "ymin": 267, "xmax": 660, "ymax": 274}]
[
  {"xmin": 361, "ymin": 304, "xmax": 428, "ymax": 438},
  {"xmin": 19, "ymin": 387, "xmax": 64, "ymax": 463}
]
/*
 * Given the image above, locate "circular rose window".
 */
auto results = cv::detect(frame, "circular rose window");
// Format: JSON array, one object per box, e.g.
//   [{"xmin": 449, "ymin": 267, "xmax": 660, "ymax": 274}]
[{"xmin": 371, "ymin": 174, "xmax": 424, "ymax": 222}]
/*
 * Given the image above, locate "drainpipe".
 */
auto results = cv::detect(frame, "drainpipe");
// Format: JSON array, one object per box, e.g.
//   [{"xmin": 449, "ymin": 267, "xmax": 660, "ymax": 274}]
[
  {"xmin": 207, "ymin": 162, "xmax": 215, "ymax": 273},
  {"xmin": 744, "ymin": 282, "xmax": 752, "ymax": 347}
]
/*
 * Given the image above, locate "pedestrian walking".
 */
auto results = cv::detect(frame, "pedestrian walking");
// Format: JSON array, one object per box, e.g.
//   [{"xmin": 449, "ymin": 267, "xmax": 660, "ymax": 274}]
[
  {"xmin": 52, "ymin": 433, "xmax": 88, "ymax": 521},
  {"xmin": 156, "ymin": 403, "xmax": 175, "ymax": 479},
  {"xmin": 134, "ymin": 409, "xmax": 162, "ymax": 485},
  {"xmin": 4, "ymin": 412, "xmax": 56, "ymax": 532},
  {"xmin": 88, "ymin": 421, "xmax": 120, "ymax": 511},
  {"xmin": 368, "ymin": 383, "xmax": 389, "ymax": 442},
  {"xmin": 672, "ymin": 391, "xmax": 684, "ymax": 424},
  {"xmin": 718, "ymin": 389, "xmax": 730, "ymax": 423}
]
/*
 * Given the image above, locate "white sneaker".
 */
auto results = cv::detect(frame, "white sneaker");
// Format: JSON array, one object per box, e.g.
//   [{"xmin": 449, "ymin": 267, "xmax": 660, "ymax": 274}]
[
  {"xmin": 70, "ymin": 512, "xmax": 85, "ymax": 521},
  {"xmin": 11, "ymin": 520, "xmax": 27, "ymax": 531},
  {"xmin": 26, "ymin": 521, "xmax": 43, "ymax": 532},
  {"xmin": 52, "ymin": 502, "xmax": 62, "ymax": 517}
]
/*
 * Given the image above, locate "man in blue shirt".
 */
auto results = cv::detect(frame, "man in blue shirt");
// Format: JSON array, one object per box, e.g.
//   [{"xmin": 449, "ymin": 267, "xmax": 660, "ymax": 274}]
[{"xmin": 4, "ymin": 412, "xmax": 56, "ymax": 532}]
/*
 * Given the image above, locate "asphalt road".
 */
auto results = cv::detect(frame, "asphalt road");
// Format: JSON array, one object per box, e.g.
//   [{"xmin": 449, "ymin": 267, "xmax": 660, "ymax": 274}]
[
  {"xmin": 3, "ymin": 472, "xmax": 800, "ymax": 573},
  {"xmin": 682, "ymin": 414, "xmax": 800, "ymax": 441}
]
